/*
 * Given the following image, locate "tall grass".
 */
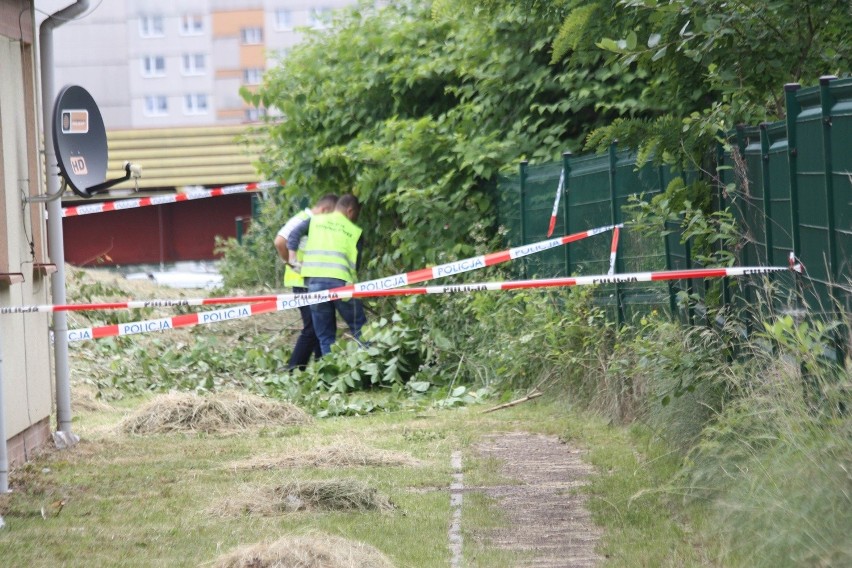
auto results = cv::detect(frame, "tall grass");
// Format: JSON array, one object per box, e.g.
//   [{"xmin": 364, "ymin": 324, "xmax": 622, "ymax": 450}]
[
  {"xmin": 682, "ymin": 349, "xmax": 851, "ymax": 566},
  {"xmin": 431, "ymin": 283, "xmax": 851, "ymax": 566}
]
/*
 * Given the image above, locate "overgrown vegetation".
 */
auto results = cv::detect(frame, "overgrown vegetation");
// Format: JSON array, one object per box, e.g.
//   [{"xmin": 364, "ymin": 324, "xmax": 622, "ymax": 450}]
[{"xmin": 69, "ymin": 267, "xmax": 851, "ymax": 565}]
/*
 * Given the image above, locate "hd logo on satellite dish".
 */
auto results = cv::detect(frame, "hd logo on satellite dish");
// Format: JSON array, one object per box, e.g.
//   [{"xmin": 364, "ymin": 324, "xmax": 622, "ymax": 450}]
[{"xmin": 70, "ymin": 156, "xmax": 88, "ymax": 175}]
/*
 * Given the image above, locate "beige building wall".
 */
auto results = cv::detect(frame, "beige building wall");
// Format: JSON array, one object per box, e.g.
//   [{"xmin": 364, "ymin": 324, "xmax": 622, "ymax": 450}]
[{"xmin": 0, "ymin": 0, "xmax": 55, "ymax": 465}]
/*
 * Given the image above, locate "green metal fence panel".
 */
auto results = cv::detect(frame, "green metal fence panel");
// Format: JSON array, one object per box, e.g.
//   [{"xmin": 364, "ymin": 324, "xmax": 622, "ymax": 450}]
[
  {"xmin": 827, "ymin": 78, "xmax": 852, "ymax": 313},
  {"xmin": 730, "ymin": 125, "xmax": 769, "ymax": 315},
  {"xmin": 612, "ymin": 148, "xmax": 669, "ymax": 320},
  {"xmin": 522, "ymin": 160, "xmax": 569, "ymax": 278},
  {"xmin": 565, "ymin": 153, "xmax": 613, "ymax": 276},
  {"xmin": 736, "ymin": 125, "xmax": 768, "ymax": 267},
  {"xmin": 494, "ymin": 77, "xmax": 851, "ymax": 328},
  {"xmin": 614, "ymin": 152, "xmax": 668, "ymax": 272},
  {"xmin": 765, "ymin": 120, "xmax": 798, "ymax": 301},
  {"xmin": 794, "ymin": 83, "xmax": 834, "ymax": 309}
]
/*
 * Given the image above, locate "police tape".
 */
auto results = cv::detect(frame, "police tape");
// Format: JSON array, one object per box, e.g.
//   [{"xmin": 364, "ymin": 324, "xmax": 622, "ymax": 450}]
[
  {"xmin": 341, "ymin": 222, "xmax": 620, "ymax": 293},
  {"xmin": 3, "ymin": 224, "xmax": 622, "ymax": 316},
  {"xmin": 64, "ymin": 264, "xmax": 796, "ymax": 342},
  {"xmin": 65, "ymin": 303, "xmax": 278, "ymax": 342},
  {"xmin": 60, "ymin": 181, "xmax": 279, "ymax": 218},
  {"xmin": 59, "ymin": 223, "xmax": 622, "ymax": 341},
  {"xmin": 546, "ymin": 169, "xmax": 564, "ymax": 238},
  {"xmin": 607, "ymin": 226, "xmax": 620, "ymax": 276}
]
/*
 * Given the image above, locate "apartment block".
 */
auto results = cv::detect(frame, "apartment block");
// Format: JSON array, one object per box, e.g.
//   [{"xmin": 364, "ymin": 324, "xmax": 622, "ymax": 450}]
[{"xmin": 53, "ymin": 0, "xmax": 362, "ymax": 129}]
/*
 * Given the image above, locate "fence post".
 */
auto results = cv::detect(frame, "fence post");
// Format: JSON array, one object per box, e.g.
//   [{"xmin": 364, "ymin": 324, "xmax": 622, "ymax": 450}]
[
  {"xmin": 819, "ymin": 76, "xmax": 839, "ymax": 282},
  {"xmin": 759, "ymin": 123, "xmax": 774, "ymax": 265},
  {"xmin": 561, "ymin": 151, "xmax": 572, "ymax": 276},
  {"xmin": 235, "ymin": 216, "xmax": 245, "ymax": 245},
  {"xmin": 663, "ymin": 219, "xmax": 679, "ymax": 321},
  {"xmin": 683, "ymin": 233, "xmax": 695, "ymax": 325},
  {"xmin": 734, "ymin": 125, "xmax": 750, "ymax": 267},
  {"xmin": 783, "ymin": 83, "xmax": 809, "ymax": 342},
  {"xmin": 716, "ymin": 139, "xmax": 732, "ymax": 308},
  {"xmin": 519, "ymin": 160, "xmax": 529, "ymax": 279},
  {"xmin": 734, "ymin": 123, "xmax": 756, "ymax": 337},
  {"xmin": 784, "ymin": 83, "xmax": 802, "ymax": 258},
  {"xmin": 819, "ymin": 76, "xmax": 847, "ymax": 367},
  {"xmin": 659, "ymin": 165, "xmax": 678, "ymax": 319},
  {"xmin": 608, "ymin": 142, "xmax": 624, "ymax": 326}
]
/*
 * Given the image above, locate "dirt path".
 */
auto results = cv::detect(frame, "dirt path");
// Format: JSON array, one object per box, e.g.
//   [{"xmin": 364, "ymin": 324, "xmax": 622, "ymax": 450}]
[{"xmin": 473, "ymin": 431, "xmax": 603, "ymax": 567}]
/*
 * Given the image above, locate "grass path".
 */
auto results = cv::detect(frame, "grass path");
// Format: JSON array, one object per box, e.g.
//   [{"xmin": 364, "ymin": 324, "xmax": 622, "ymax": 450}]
[{"xmin": 0, "ymin": 389, "xmax": 708, "ymax": 567}]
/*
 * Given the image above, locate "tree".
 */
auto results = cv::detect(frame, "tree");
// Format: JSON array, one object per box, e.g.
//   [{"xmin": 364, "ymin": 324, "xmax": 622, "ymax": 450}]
[
  {"xmin": 577, "ymin": 0, "xmax": 850, "ymax": 160},
  {"xmin": 231, "ymin": 0, "xmax": 638, "ymax": 286}
]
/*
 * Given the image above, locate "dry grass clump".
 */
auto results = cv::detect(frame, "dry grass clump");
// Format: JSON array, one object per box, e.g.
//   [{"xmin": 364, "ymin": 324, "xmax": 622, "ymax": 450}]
[
  {"xmin": 230, "ymin": 441, "xmax": 422, "ymax": 470},
  {"xmin": 119, "ymin": 391, "xmax": 311, "ymax": 435},
  {"xmin": 71, "ymin": 382, "xmax": 113, "ymax": 413},
  {"xmin": 214, "ymin": 479, "xmax": 395, "ymax": 516},
  {"xmin": 211, "ymin": 533, "xmax": 395, "ymax": 568}
]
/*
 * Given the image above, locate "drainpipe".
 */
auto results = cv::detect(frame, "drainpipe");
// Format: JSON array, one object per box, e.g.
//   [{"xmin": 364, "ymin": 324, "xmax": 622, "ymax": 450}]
[
  {"xmin": 0, "ymin": 326, "xmax": 7, "ymax": 492},
  {"xmin": 39, "ymin": 0, "xmax": 90, "ymax": 445}
]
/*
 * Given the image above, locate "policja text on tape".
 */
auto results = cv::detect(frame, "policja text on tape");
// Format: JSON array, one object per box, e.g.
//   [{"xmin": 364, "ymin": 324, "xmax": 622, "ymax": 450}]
[
  {"xmin": 66, "ymin": 263, "xmax": 797, "ymax": 342},
  {"xmin": 60, "ymin": 224, "xmax": 623, "ymax": 341}
]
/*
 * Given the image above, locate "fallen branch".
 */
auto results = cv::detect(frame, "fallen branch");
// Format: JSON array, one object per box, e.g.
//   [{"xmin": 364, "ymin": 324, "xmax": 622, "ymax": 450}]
[{"xmin": 481, "ymin": 390, "xmax": 543, "ymax": 414}]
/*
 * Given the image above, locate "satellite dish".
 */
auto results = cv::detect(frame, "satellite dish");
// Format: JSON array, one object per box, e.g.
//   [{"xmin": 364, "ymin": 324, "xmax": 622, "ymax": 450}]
[{"xmin": 52, "ymin": 85, "xmax": 138, "ymax": 198}]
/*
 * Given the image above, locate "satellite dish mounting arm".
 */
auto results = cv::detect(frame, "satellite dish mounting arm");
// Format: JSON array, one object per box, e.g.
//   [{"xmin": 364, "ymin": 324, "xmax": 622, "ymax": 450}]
[{"xmin": 80, "ymin": 162, "xmax": 142, "ymax": 196}]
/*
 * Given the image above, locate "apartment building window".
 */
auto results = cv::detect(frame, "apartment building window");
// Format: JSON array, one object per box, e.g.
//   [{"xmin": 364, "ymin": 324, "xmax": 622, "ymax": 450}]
[
  {"xmin": 184, "ymin": 94, "xmax": 209, "ymax": 115},
  {"xmin": 243, "ymin": 68, "xmax": 264, "ymax": 85},
  {"xmin": 240, "ymin": 27, "xmax": 263, "ymax": 44},
  {"xmin": 275, "ymin": 9, "xmax": 293, "ymax": 31},
  {"xmin": 245, "ymin": 107, "xmax": 266, "ymax": 122},
  {"xmin": 139, "ymin": 15, "xmax": 164, "ymax": 38},
  {"xmin": 144, "ymin": 95, "xmax": 169, "ymax": 116},
  {"xmin": 182, "ymin": 53, "xmax": 206, "ymax": 75},
  {"xmin": 309, "ymin": 7, "xmax": 332, "ymax": 29},
  {"xmin": 180, "ymin": 13, "xmax": 204, "ymax": 35},
  {"xmin": 141, "ymin": 55, "xmax": 166, "ymax": 77}
]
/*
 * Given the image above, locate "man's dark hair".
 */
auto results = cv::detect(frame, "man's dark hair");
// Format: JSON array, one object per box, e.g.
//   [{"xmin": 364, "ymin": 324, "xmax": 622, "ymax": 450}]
[
  {"xmin": 336, "ymin": 193, "xmax": 361, "ymax": 215},
  {"xmin": 315, "ymin": 194, "xmax": 338, "ymax": 209}
]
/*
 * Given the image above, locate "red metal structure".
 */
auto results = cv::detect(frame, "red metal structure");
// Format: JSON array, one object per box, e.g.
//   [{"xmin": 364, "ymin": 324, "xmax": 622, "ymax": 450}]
[{"xmin": 62, "ymin": 193, "xmax": 252, "ymax": 265}]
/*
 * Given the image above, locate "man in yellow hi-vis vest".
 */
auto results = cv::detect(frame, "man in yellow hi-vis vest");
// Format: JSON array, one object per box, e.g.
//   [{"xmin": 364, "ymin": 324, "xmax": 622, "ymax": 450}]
[
  {"xmin": 287, "ymin": 194, "xmax": 365, "ymax": 356},
  {"xmin": 274, "ymin": 194, "xmax": 338, "ymax": 369}
]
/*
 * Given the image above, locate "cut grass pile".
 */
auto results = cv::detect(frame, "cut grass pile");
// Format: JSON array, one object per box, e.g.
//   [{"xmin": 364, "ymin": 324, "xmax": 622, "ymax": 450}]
[
  {"xmin": 119, "ymin": 391, "xmax": 311, "ymax": 434},
  {"xmin": 229, "ymin": 441, "xmax": 422, "ymax": 470},
  {"xmin": 211, "ymin": 532, "xmax": 395, "ymax": 568},
  {"xmin": 214, "ymin": 479, "xmax": 396, "ymax": 516},
  {"xmin": 70, "ymin": 383, "xmax": 113, "ymax": 413}
]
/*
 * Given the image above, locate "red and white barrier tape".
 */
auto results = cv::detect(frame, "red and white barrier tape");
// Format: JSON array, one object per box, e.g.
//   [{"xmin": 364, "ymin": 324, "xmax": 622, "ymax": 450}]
[
  {"xmin": 607, "ymin": 226, "xmax": 620, "ymax": 275},
  {"xmin": 66, "ymin": 303, "xmax": 278, "ymax": 341},
  {"xmin": 61, "ymin": 181, "xmax": 278, "ymax": 218},
  {"xmin": 4, "ymin": 224, "xmax": 621, "ymax": 316},
  {"xmin": 342, "ymin": 222, "xmax": 619, "ymax": 293},
  {"xmin": 546, "ymin": 169, "xmax": 564, "ymax": 238},
  {"xmin": 65, "ymin": 263, "xmax": 797, "ymax": 342}
]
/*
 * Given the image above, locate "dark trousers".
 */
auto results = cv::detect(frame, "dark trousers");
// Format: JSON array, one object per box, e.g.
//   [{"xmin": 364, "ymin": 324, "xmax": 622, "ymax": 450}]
[
  {"xmin": 287, "ymin": 287, "xmax": 322, "ymax": 371},
  {"xmin": 306, "ymin": 277, "xmax": 367, "ymax": 356}
]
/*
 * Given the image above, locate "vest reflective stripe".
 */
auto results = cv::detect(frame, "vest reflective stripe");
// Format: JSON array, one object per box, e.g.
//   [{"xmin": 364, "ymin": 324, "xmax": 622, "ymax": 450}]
[
  {"xmin": 283, "ymin": 209, "xmax": 312, "ymax": 288},
  {"xmin": 300, "ymin": 212, "xmax": 361, "ymax": 283}
]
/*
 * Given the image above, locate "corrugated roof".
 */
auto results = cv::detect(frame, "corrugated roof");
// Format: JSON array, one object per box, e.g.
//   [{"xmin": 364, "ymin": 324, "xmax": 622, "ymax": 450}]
[{"xmin": 96, "ymin": 124, "xmax": 264, "ymax": 194}]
